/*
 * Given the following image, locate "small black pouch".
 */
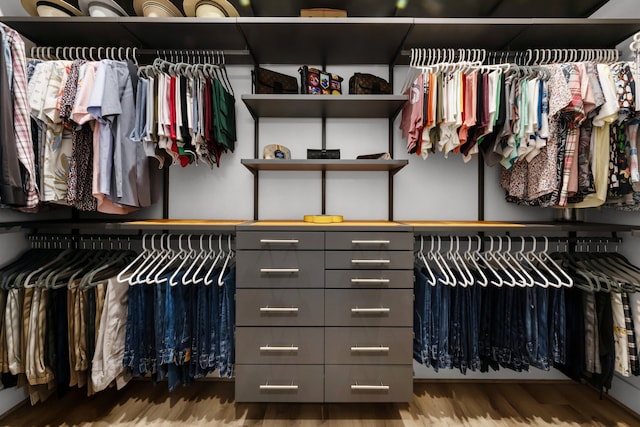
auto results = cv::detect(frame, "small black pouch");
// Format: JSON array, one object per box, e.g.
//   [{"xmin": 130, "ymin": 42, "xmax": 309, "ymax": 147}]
[{"xmin": 307, "ymin": 149, "xmax": 341, "ymax": 159}]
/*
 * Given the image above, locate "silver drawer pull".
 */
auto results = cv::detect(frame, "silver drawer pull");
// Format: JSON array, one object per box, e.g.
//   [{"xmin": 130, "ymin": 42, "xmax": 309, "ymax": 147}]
[
  {"xmin": 260, "ymin": 268, "xmax": 300, "ymax": 273},
  {"xmin": 260, "ymin": 345, "xmax": 299, "ymax": 352},
  {"xmin": 351, "ymin": 259, "xmax": 390, "ymax": 264},
  {"xmin": 260, "ymin": 384, "xmax": 299, "ymax": 390},
  {"xmin": 260, "ymin": 239, "xmax": 299, "ymax": 244},
  {"xmin": 351, "ymin": 307, "xmax": 390, "ymax": 314},
  {"xmin": 351, "ymin": 240, "xmax": 390, "ymax": 245},
  {"xmin": 351, "ymin": 384, "xmax": 390, "ymax": 391},
  {"xmin": 351, "ymin": 278, "xmax": 390, "ymax": 284},
  {"xmin": 260, "ymin": 307, "xmax": 299, "ymax": 313},
  {"xmin": 350, "ymin": 346, "xmax": 390, "ymax": 353}
]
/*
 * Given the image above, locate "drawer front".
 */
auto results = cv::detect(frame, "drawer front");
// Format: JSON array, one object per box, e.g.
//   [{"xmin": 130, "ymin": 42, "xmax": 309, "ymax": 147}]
[
  {"xmin": 324, "ymin": 365, "xmax": 413, "ymax": 403},
  {"xmin": 236, "ymin": 250, "xmax": 324, "ymax": 288},
  {"xmin": 325, "ymin": 327, "xmax": 412, "ymax": 365},
  {"xmin": 237, "ymin": 231, "xmax": 324, "ymax": 250},
  {"xmin": 236, "ymin": 327, "xmax": 324, "ymax": 364},
  {"xmin": 325, "ymin": 251, "xmax": 413, "ymax": 270},
  {"xmin": 325, "ymin": 289, "xmax": 413, "ymax": 327},
  {"xmin": 325, "ymin": 232, "xmax": 413, "ymax": 251},
  {"xmin": 235, "ymin": 364, "xmax": 324, "ymax": 403},
  {"xmin": 325, "ymin": 270, "xmax": 413, "ymax": 289},
  {"xmin": 236, "ymin": 289, "xmax": 324, "ymax": 326}
]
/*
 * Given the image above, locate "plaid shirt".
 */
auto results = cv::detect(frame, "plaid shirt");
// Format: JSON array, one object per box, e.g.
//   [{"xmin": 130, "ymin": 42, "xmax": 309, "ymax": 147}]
[
  {"xmin": 1, "ymin": 24, "xmax": 38, "ymax": 208},
  {"xmin": 558, "ymin": 64, "xmax": 585, "ymax": 206}
]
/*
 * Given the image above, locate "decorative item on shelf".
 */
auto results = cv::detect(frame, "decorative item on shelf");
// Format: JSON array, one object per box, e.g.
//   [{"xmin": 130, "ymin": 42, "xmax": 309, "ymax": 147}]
[
  {"xmin": 252, "ymin": 67, "xmax": 298, "ymax": 94},
  {"xmin": 299, "ymin": 66, "xmax": 343, "ymax": 95},
  {"xmin": 263, "ymin": 144, "xmax": 291, "ymax": 160},
  {"xmin": 21, "ymin": 0, "xmax": 85, "ymax": 16},
  {"xmin": 78, "ymin": 0, "xmax": 133, "ymax": 16},
  {"xmin": 303, "ymin": 215, "xmax": 344, "ymax": 223},
  {"xmin": 349, "ymin": 73, "xmax": 392, "ymax": 94},
  {"xmin": 356, "ymin": 152, "xmax": 392, "ymax": 160},
  {"xmin": 133, "ymin": 0, "xmax": 184, "ymax": 16},
  {"xmin": 183, "ymin": 0, "xmax": 239, "ymax": 17},
  {"xmin": 307, "ymin": 149, "xmax": 340, "ymax": 159},
  {"xmin": 300, "ymin": 8, "xmax": 347, "ymax": 18}
]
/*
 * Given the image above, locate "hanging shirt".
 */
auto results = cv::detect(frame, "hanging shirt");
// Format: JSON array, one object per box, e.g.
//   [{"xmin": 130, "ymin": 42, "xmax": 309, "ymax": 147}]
[{"xmin": 400, "ymin": 73, "xmax": 424, "ymax": 154}]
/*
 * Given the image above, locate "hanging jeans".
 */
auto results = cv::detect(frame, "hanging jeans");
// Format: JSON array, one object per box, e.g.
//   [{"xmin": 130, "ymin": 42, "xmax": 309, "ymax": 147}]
[{"xmin": 218, "ymin": 267, "xmax": 236, "ymax": 378}]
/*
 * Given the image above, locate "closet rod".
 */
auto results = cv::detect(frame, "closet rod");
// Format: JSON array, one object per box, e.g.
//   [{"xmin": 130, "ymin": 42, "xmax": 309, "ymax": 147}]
[
  {"xmin": 399, "ymin": 47, "xmax": 620, "ymax": 64},
  {"xmin": 29, "ymin": 46, "xmax": 250, "ymax": 62}
]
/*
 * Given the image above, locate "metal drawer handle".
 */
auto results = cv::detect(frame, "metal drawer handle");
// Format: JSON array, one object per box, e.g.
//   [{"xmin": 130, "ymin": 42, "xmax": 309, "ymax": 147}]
[
  {"xmin": 351, "ymin": 259, "xmax": 390, "ymax": 264},
  {"xmin": 351, "ymin": 278, "xmax": 390, "ymax": 284},
  {"xmin": 260, "ymin": 268, "xmax": 300, "ymax": 273},
  {"xmin": 260, "ymin": 307, "xmax": 299, "ymax": 313},
  {"xmin": 351, "ymin": 240, "xmax": 390, "ymax": 245},
  {"xmin": 260, "ymin": 239, "xmax": 299, "ymax": 244},
  {"xmin": 260, "ymin": 345, "xmax": 299, "ymax": 352},
  {"xmin": 351, "ymin": 384, "xmax": 390, "ymax": 391},
  {"xmin": 260, "ymin": 384, "xmax": 299, "ymax": 391},
  {"xmin": 350, "ymin": 346, "xmax": 390, "ymax": 353},
  {"xmin": 351, "ymin": 307, "xmax": 390, "ymax": 314}
]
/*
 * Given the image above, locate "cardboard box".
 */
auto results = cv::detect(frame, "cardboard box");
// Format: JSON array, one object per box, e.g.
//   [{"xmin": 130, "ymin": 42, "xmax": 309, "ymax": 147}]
[{"xmin": 300, "ymin": 8, "xmax": 347, "ymax": 18}]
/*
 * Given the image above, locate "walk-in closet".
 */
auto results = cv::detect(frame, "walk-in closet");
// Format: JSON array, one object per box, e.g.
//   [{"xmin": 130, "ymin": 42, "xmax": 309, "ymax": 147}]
[{"xmin": 2, "ymin": 0, "xmax": 640, "ymax": 425}]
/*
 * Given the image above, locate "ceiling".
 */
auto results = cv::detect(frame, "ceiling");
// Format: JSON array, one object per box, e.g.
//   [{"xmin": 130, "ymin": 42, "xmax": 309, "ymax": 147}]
[{"xmin": 0, "ymin": 0, "xmax": 615, "ymax": 18}]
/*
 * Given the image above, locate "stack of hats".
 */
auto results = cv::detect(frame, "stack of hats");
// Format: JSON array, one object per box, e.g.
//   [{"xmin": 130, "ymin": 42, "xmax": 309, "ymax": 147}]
[{"xmin": 21, "ymin": 0, "xmax": 241, "ymax": 17}]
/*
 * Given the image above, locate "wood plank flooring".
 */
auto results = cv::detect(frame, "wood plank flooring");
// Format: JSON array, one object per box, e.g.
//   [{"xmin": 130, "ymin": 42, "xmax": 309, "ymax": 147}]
[{"xmin": 0, "ymin": 380, "xmax": 638, "ymax": 426}]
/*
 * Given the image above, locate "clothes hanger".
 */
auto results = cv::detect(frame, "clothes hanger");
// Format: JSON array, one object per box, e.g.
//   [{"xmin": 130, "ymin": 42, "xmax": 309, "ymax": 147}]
[
  {"xmin": 429, "ymin": 235, "xmax": 455, "ymax": 286},
  {"xmin": 129, "ymin": 234, "xmax": 169, "ymax": 285},
  {"xmin": 218, "ymin": 234, "xmax": 235, "ymax": 287},
  {"xmin": 416, "ymin": 235, "xmax": 437, "ymax": 286},
  {"xmin": 154, "ymin": 234, "xmax": 188, "ymax": 285},
  {"xmin": 181, "ymin": 235, "xmax": 207, "ymax": 285},
  {"xmin": 484, "ymin": 236, "xmax": 517, "ymax": 287},
  {"xmin": 118, "ymin": 234, "xmax": 150, "ymax": 284},
  {"xmin": 462, "ymin": 236, "xmax": 488, "ymax": 287},
  {"xmin": 204, "ymin": 234, "xmax": 227, "ymax": 286},
  {"xmin": 190, "ymin": 234, "xmax": 217, "ymax": 285},
  {"xmin": 515, "ymin": 236, "xmax": 548, "ymax": 288}
]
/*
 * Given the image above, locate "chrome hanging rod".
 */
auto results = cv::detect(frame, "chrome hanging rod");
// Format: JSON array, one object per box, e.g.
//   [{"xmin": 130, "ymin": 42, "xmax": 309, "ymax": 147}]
[{"xmin": 401, "ymin": 47, "xmax": 621, "ymax": 67}]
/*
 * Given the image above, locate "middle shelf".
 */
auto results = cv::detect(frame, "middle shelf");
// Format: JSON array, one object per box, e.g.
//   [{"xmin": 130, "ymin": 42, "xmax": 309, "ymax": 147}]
[
  {"xmin": 241, "ymin": 159, "xmax": 409, "ymax": 174},
  {"xmin": 241, "ymin": 95, "xmax": 409, "ymax": 119}
]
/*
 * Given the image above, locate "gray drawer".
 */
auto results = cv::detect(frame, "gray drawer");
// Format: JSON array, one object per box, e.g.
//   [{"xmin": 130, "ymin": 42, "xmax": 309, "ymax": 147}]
[
  {"xmin": 324, "ymin": 365, "xmax": 413, "ymax": 403},
  {"xmin": 325, "ymin": 270, "xmax": 413, "ymax": 289},
  {"xmin": 236, "ymin": 250, "xmax": 324, "ymax": 288},
  {"xmin": 235, "ymin": 364, "xmax": 324, "ymax": 403},
  {"xmin": 325, "ymin": 251, "xmax": 412, "ymax": 270},
  {"xmin": 237, "ymin": 231, "xmax": 324, "ymax": 250},
  {"xmin": 236, "ymin": 327, "xmax": 324, "ymax": 364},
  {"xmin": 325, "ymin": 289, "xmax": 413, "ymax": 327},
  {"xmin": 236, "ymin": 289, "xmax": 324, "ymax": 326},
  {"xmin": 325, "ymin": 327, "xmax": 412, "ymax": 365},
  {"xmin": 325, "ymin": 232, "xmax": 413, "ymax": 251}
]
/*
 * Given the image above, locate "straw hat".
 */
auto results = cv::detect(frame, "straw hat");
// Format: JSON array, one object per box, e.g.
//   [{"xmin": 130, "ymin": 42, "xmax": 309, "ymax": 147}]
[
  {"xmin": 183, "ymin": 0, "xmax": 239, "ymax": 17},
  {"xmin": 79, "ymin": 0, "xmax": 135, "ymax": 16},
  {"xmin": 21, "ymin": 0, "xmax": 84, "ymax": 16},
  {"xmin": 133, "ymin": 0, "xmax": 184, "ymax": 17}
]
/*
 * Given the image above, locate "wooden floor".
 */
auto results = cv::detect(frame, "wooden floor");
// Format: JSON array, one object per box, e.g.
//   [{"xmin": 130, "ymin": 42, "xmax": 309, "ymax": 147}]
[{"xmin": 1, "ymin": 380, "xmax": 638, "ymax": 426}]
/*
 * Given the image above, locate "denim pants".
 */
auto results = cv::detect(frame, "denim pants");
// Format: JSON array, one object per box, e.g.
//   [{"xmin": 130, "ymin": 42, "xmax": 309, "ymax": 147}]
[
  {"xmin": 207, "ymin": 269, "xmax": 221, "ymax": 371},
  {"xmin": 413, "ymin": 267, "xmax": 431, "ymax": 365},
  {"xmin": 218, "ymin": 267, "xmax": 236, "ymax": 378}
]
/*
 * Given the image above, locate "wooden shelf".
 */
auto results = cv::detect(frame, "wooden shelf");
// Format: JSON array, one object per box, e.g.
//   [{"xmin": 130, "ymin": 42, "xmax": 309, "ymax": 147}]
[
  {"xmin": 115, "ymin": 220, "xmax": 247, "ymax": 231},
  {"xmin": 241, "ymin": 95, "xmax": 408, "ymax": 119},
  {"xmin": 241, "ymin": 159, "xmax": 408, "ymax": 174},
  {"xmin": 404, "ymin": 221, "xmax": 639, "ymax": 233}
]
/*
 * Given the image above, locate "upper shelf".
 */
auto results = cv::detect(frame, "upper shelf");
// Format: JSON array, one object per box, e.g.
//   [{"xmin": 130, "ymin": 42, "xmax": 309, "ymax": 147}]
[
  {"xmin": 1, "ymin": 17, "xmax": 639, "ymax": 65},
  {"xmin": 241, "ymin": 94, "xmax": 408, "ymax": 119}
]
